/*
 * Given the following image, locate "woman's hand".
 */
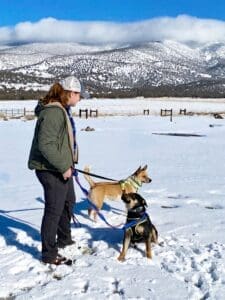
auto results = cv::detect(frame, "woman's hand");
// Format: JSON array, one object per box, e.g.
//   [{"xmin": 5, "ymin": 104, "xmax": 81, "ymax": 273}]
[{"xmin": 63, "ymin": 167, "xmax": 73, "ymax": 180}]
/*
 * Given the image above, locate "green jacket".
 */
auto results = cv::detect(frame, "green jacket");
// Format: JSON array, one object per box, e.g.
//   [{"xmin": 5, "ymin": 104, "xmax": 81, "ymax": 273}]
[{"xmin": 28, "ymin": 101, "xmax": 78, "ymax": 174}]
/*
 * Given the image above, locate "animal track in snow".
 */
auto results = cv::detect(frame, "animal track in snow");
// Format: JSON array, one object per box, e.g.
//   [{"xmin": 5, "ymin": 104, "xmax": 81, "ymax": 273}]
[
  {"xmin": 157, "ymin": 236, "xmax": 225, "ymax": 299},
  {"xmin": 105, "ymin": 277, "xmax": 124, "ymax": 296},
  {"xmin": 70, "ymin": 279, "xmax": 89, "ymax": 294}
]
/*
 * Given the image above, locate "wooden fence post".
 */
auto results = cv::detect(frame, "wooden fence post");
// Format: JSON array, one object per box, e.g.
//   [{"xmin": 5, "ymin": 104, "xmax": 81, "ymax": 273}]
[
  {"xmin": 79, "ymin": 109, "xmax": 88, "ymax": 118},
  {"xmin": 89, "ymin": 109, "xmax": 98, "ymax": 117},
  {"xmin": 179, "ymin": 109, "xmax": 186, "ymax": 115},
  {"xmin": 160, "ymin": 109, "xmax": 173, "ymax": 122}
]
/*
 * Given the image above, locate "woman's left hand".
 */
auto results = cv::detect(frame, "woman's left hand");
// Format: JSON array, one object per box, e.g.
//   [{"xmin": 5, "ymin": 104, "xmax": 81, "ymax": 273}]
[{"xmin": 63, "ymin": 167, "xmax": 73, "ymax": 180}]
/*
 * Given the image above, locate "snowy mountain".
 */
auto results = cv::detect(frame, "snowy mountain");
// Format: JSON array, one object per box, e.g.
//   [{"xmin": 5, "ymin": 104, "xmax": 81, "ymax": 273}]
[{"xmin": 1, "ymin": 40, "xmax": 225, "ymax": 99}]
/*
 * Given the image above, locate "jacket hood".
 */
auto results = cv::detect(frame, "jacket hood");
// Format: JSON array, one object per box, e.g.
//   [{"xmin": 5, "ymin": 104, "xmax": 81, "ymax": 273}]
[
  {"xmin": 34, "ymin": 100, "xmax": 66, "ymax": 117},
  {"xmin": 34, "ymin": 100, "xmax": 45, "ymax": 117}
]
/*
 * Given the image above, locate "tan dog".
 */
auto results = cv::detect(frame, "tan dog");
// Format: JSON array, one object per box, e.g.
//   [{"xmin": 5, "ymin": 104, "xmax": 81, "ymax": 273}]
[{"xmin": 83, "ymin": 165, "xmax": 152, "ymax": 221}]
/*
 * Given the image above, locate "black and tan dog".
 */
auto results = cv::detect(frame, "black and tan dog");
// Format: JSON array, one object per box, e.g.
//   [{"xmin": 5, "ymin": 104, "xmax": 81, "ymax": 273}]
[{"xmin": 118, "ymin": 192, "xmax": 158, "ymax": 261}]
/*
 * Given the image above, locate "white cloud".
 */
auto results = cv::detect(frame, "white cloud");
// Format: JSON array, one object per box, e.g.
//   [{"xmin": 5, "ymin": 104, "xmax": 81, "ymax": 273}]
[{"xmin": 1, "ymin": 15, "xmax": 225, "ymax": 45}]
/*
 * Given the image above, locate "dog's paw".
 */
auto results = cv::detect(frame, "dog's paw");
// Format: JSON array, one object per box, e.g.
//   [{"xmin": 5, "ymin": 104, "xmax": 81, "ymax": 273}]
[
  {"xmin": 146, "ymin": 251, "xmax": 152, "ymax": 259},
  {"xmin": 117, "ymin": 254, "xmax": 125, "ymax": 262}
]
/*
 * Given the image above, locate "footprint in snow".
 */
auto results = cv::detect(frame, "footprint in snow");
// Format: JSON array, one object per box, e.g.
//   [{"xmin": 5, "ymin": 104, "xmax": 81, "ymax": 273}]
[
  {"xmin": 106, "ymin": 277, "xmax": 124, "ymax": 296},
  {"xmin": 9, "ymin": 259, "xmax": 36, "ymax": 275},
  {"xmin": 71, "ymin": 279, "xmax": 89, "ymax": 294},
  {"xmin": 158, "ymin": 236, "xmax": 224, "ymax": 299}
]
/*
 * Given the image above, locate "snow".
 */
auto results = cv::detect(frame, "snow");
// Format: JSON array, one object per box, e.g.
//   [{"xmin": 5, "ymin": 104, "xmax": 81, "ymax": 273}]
[
  {"xmin": 0, "ymin": 98, "xmax": 225, "ymax": 299},
  {"xmin": 0, "ymin": 97, "xmax": 225, "ymax": 116},
  {"xmin": 0, "ymin": 40, "xmax": 222, "ymax": 89},
  {"xmin": 0, "ymin": 42, "xmax": 123, "ymax": 70},
  {"xmin": 1, "ymin": 82, "xmax": 50, "ymax": 91}
]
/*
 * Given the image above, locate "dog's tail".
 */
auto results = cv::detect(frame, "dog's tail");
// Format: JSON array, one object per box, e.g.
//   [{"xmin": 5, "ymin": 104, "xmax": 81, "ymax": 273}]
[{"xmin": 83, "ymin": 166, "xmax": 95, "ymax": 188}]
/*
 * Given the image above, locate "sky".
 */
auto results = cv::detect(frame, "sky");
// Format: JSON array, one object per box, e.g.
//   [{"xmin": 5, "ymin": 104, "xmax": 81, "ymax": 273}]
[
  {"xmin": 1, "ymin": 0, "xmax": 225, "ymax": 45},
  {"xmin": 1, "ymin": 0, "xmax": 225, "ymax": 25}
]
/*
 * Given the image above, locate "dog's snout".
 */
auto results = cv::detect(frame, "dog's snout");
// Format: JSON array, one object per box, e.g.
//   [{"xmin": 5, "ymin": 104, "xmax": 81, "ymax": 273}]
[
  {"xmin": 141, "ymin": 175, "xmax": 152, "ymax": 183},
  {"xmin": 145, "ymin": 177, "xmax": 152, "ymax": 183}
]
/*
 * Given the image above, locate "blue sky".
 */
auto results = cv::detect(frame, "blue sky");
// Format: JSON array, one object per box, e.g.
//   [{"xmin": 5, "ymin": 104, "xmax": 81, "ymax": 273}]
[{"xmin": 1, "ymin": 0, "xmax": 225, "ymax": 26}]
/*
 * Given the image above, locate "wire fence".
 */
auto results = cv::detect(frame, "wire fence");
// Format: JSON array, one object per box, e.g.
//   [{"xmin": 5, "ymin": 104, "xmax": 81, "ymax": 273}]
[
  {"xmin": 0, "ymin": 107, "xmax": 224, "ymax": 120},
  {"xmin": 0, "ymin": 108, "xmax": 34, "ymax": 117}
]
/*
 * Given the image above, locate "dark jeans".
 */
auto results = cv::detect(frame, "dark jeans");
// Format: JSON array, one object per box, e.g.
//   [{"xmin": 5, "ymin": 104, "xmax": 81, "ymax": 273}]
[{"xmin": 36, "ymin": 170, "xmax": 76, "ymax": 261}]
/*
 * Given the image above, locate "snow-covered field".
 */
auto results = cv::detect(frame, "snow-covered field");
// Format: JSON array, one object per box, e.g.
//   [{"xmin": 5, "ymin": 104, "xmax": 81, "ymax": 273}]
[
  {"xmin": 0, "ymin": 97, "xmax": 225, "ymax": 116},
  {"xmin": 0, "ymin": 98, "xmax": 225, "ymax": 299}
]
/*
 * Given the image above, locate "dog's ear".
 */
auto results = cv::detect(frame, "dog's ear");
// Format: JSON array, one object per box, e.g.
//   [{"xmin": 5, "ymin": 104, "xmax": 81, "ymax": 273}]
[
  {"xmin": 121, "ymin": 193, "xmax": 129, "ymax": 202},
  {"xmin": 136, "ymin": 193, "xmax": 148, "ymax": 206},
  {"xmin": 142, "ymin": 198, "xmax": 148, "ymax": 206},
  {"xmin": 121, "ymin": 193, "xmax": 132, "ymax": 204},
  {"xmin": 141, "ymin": 165, "xmax": 148, "ymax": 171},
  {"xmin": 121, "ymin": 193, "xmax": 126, "ymax": 201},
  {"xmin": 133, "ymin": 166, "xmax": 142, "ymax": 175}
]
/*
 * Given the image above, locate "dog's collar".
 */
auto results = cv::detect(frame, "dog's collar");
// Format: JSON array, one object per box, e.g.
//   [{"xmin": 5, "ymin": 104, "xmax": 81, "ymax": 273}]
[
  {"xmin": 129, "ymin": 176, "xmax": 142, "ymax": 189},
  {"xmin": 127, "ymin": 206, "xmax": 146, "ymax": 220},
  {"xmin": 128, "ymin": 205, "xmax": 145, "ymax": 214},
  {"xmin": 120, "ymin": 176, "xmax": 142, "ymax": 191},
  {"xmin": 128, "ymin": 217, "xmax": 149, "ymax": 241},
  {"xmin": 126, "ymin": 212, "xmax": 149, "ymax": 240}
]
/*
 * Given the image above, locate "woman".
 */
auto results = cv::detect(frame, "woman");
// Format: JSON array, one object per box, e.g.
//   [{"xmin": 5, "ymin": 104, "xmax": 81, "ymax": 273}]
[{"xmin": 28, "ymin": 76, "xmax": 81, "ymax": 265}]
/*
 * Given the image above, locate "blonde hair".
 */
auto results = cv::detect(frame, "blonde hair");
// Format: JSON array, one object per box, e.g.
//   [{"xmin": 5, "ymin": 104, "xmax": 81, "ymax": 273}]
[{"xmin": 40, "ymin": 82, "xmax": 71, "ymax": 107}]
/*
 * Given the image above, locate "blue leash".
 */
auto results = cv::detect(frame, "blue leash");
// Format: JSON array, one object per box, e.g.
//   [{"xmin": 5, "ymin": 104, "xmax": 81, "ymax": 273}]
[
  {"xmin": 73, "ymin": 169, "xmax": 147, "ymax": 230},
  {"xmin": 66, "ymin": 110, "xmax": 132, "ymax": 229},
  {"xmin": 73, "ymin": 170, "xmax": 123, "ymax": 228}
]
